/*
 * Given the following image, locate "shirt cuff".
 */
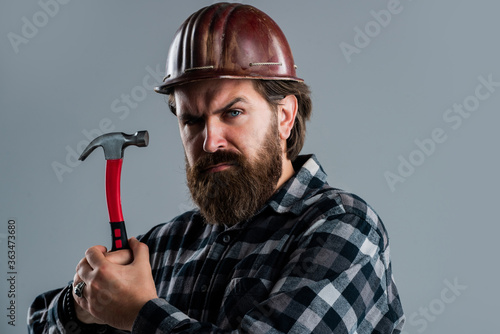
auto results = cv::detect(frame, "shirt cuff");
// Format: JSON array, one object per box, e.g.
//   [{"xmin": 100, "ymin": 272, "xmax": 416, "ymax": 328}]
[
  {"xmin": 60, "ymin": 283, "xmax": 110, "ymax": 334},
  {"xmin": 132, "ymin": 298, "xmax": 191, "ymax": 333}
]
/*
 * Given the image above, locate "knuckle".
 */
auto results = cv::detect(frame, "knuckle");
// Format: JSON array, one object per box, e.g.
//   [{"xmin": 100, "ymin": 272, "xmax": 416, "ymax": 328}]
[
  {"xmin": 75, "ymin": 263, "xmax": 84, "ymax": 275},
  {"xmin": 84, "ymin": 248, "xmax": 93, "ymax": 258},
  {"xmin": 137, "ymin": 242, "xmax": 149, "ymax": 252},
  {"xmin": 85, "ymin": 246, "xmax": 98, "ymax": 257},
  {"xmin": 93, "ymin": 264, "xmax": 108, "ymax": 278}
]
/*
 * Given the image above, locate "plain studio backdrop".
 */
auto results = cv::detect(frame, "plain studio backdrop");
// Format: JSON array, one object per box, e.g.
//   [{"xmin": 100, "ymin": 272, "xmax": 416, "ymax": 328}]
[{"xmin": 1, "ymin": 1, "xmax": 498, "ymax": 333}]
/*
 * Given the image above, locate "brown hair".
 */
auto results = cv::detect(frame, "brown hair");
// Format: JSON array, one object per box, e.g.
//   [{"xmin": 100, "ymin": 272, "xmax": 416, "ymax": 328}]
[
  {"xmin": 252, "ymin": 80, "xmax": 312, "ymax": 161},
  {"xmin": 168, "ymin": 79, "xmax": 312, "ymax": 161}
]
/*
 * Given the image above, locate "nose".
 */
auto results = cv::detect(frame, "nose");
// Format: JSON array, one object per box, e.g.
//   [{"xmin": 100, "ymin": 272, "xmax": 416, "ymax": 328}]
[{"xmin": 203, "ymin": 119, "xmax": 227, "ymax": 153}]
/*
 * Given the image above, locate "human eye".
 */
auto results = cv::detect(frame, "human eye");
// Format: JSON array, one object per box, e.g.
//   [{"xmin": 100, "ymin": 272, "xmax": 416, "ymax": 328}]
[
  {"xmin": 225, "ymin": 109, "xmax": 242, "ymax": 118},
  {"xmin": 183, "ymin": 116, "xmax": 203, "ymax": 126}
]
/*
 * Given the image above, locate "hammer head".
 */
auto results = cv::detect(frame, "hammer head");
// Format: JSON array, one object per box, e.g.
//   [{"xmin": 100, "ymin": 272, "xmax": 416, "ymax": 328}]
[{"xmin": 79, "ymin": 131, "xmax": 149, "ymax": 161}]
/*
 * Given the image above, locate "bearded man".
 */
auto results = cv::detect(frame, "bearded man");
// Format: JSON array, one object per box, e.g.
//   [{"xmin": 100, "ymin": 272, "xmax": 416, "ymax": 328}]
[{"xmin": 28, "ymin": 3, "xmax": 405, "ymax": 333}]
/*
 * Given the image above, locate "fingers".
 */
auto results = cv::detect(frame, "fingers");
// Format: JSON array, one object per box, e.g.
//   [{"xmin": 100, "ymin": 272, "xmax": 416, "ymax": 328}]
[
  {"xmin": 76, "ymin": 245, "xmax": 110, "ymax": 288},
  {"xmin": 72, "ymin": 273, "xmax": 85, "ymax": 299},
  {"xmin": 129, "ymin": 237, "xmax": 149, "ymax": 264},
  {"xmin": 72, "ymin": 273, "xmax": 89, "ymax": 310},
  {"xmin": 71, "ymin": 239, "xmax": 154, "ymax": 330},
  {"xmin": 93, "ymin": 245, "xmax": 108, "ymax": 253},
  {"xmin": 77, "ymin": 242, "xmax": 136, "ymax": 283},
  {"xmin": 105, "ymin": 248, "xmax": 133, "ymax": 265},
  {"xmin": 76, "ymin": 256, "xmax": 93, "ymax": 283},
  {"xmin": 85, "ymin": 245, "xmax": 107, "ymax": 268}
]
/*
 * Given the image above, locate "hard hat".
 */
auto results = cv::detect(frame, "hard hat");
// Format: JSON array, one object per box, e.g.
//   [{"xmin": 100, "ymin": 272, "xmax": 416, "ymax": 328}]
[{"xmin": 154, "ymin": 2, "xmax": 303, "ymax": 95}]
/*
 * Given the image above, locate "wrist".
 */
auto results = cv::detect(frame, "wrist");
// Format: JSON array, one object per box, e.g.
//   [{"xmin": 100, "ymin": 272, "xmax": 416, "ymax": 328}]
[{"xmin": 62, "ymin": 283, "xmax": 108, "ymax": 333}]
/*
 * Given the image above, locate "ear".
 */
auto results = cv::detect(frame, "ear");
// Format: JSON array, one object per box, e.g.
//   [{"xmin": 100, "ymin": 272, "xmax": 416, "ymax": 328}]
[{"xmin": 278, "ymin": 95, "xmax": 298, "ymax": 140}]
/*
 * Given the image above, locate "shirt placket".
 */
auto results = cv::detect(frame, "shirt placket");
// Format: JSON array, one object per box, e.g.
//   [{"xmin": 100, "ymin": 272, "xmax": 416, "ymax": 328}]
[{"xmin": 194, "ymin": 230, "xmax": 235, "ymax": 322}]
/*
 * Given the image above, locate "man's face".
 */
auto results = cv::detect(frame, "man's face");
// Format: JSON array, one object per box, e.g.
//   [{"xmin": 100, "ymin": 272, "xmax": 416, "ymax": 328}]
[{"xmin": 174, "ymin": 79, "xmax": 284, "ymax": 225}]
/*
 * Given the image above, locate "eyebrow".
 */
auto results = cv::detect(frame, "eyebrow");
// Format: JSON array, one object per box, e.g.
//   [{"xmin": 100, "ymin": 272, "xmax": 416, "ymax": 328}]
[
  {"xmin": 178, "ymin": 97, "xmax": 248, "ymax": 122},
  {"xmin": 214, "ymin": 97, "xmax": 247, "ymax": 115}
]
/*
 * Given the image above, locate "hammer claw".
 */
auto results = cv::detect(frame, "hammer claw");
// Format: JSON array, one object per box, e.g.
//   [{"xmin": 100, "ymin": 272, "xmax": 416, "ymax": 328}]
[{"xmin": 78, "ymin": 131, "xmax": 149, "ymax": 161}]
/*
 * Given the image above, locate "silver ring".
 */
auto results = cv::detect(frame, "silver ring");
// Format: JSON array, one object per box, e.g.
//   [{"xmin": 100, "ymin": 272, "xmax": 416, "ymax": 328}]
[{"xmin": 73, "ymin": 281, "xmax": 86, "ymax": 298}]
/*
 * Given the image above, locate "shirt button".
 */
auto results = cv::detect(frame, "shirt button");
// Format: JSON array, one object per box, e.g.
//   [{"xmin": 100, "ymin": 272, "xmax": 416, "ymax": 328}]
[
  {"xmin": 201, "ymin": 285, "xmax": 208, "ymax": 293},
  {"xmin": 222, "ymin": 235, "xmax": 231, "ymax": 244}
]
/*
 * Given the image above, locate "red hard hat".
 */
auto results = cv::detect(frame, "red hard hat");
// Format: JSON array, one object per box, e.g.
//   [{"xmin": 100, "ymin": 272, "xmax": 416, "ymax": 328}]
[{"xmin": 154, "ymin": 2, "xmax": 303, "ymax": 95}]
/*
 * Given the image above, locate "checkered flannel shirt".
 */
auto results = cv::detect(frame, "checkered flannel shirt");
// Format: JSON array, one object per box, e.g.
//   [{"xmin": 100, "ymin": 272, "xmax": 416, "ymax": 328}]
[{"xmin": 28, "ymin": 155, "xmax": 405, "ymax": 333}]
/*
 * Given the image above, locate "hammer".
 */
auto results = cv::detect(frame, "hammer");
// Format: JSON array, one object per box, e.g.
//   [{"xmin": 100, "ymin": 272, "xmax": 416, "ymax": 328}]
[{"xmin": 79, "ymin": 131, "xmax": 149, "ymax": 251}]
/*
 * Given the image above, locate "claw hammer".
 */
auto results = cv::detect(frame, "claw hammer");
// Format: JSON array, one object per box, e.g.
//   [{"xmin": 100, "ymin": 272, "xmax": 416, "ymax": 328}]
[{"xmin": 79, "ymin": 131, "xmax": 149, "ymax": 251}]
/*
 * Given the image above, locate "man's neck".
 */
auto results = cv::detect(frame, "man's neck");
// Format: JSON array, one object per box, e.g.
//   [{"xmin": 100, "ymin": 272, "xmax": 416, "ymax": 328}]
[{"xmin": 276, "ymin": 158, "xmax": 295, "ymax": 190}]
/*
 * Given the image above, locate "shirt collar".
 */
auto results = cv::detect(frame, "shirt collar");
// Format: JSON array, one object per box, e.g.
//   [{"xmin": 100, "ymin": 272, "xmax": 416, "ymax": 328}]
[{"xmin": 267, "ymin": 154, "xmax": 329, "ymax": 216}]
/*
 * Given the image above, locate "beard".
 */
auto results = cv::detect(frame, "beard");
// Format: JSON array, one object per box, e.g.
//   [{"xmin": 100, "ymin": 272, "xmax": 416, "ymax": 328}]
[{"xmin": 186, "ymin": 121, "xmax": 282, "ymax": 226}]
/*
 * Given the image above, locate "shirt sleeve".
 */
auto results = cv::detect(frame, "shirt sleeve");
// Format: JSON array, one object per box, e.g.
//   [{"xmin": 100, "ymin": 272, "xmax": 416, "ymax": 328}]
[
  {"xmin": 132, "ymin": 212, "xmax": 405, "ymax": 333},
  {"xmin": 27, "ymin": 285, "xmax": 67, "ymax": 334},
  {"xmin": 27, "ymin": 283, "xmax": 127, "ymax": 334}
]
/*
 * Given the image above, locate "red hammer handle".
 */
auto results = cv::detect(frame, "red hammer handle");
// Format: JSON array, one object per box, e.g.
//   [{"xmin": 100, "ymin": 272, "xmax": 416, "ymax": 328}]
[{"xmin": 106, "ymin": 159, "xmax": 129, "ymax": 251}]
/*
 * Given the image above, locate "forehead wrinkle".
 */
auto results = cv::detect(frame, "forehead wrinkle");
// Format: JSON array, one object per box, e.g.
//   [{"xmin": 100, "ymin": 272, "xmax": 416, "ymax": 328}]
[
  {"xmin": 180, "ymin": 93, "xmax": 251, "ymax": 120},
  {"xmin": 176, "ymin": 84, "xmax": 219, "ymax": 117},
  {"xmin": 175, "ymin": 79, "xmax": 259, "ymax": 118}
]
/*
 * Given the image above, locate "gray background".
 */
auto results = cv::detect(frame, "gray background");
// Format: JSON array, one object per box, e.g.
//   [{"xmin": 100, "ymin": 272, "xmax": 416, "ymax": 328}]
[{"xmin": 1, "ymin": 0, "xmax": 498, "ymax": 333}]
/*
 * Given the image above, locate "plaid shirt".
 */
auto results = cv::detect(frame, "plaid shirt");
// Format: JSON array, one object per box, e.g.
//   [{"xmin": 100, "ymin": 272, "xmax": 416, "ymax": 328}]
[{"xmin": 28, "ymin": 155, "xmax": 405, "ymax": 333}]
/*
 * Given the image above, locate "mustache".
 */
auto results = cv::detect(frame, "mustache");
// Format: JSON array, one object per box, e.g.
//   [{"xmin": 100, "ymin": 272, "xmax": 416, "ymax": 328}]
[{"xmin": 191, "ymin": 151, "xmax": 243, "ymax": 173}]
